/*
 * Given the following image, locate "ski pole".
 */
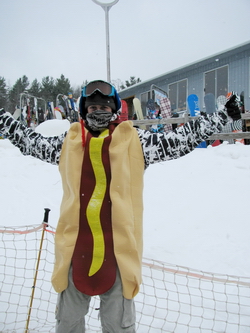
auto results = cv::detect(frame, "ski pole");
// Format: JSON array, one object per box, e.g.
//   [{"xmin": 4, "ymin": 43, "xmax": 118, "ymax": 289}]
[{"xmin": 25, "ymin": 208, "xmax": 51, "ymax": 333}]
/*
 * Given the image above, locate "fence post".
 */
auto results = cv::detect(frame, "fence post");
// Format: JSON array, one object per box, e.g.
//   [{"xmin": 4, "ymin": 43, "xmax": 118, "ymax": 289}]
[{"xmin": 25, "ymin": 208, "xmax": 51, "ymax": 333}]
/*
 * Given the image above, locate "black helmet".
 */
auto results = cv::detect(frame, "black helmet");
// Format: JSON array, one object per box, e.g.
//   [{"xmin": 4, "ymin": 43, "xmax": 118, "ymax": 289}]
[{"xmin": 79, "ymin": 80, "xmax": 121, "ymax": 119}]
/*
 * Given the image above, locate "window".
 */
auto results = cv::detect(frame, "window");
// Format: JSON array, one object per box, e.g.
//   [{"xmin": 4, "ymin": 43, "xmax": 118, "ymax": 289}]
[
  {"xmin": 204, "ymin": 65, "xmax": 228, "ymax": 99},
  {"xmin": 168, "ymin": 79, "xmax": 187, "ymax": 113}
]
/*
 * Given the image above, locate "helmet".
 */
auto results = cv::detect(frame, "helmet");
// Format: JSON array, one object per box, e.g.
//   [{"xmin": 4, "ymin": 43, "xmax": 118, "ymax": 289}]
[{"xmin": 79, "ymin": 80, "xmax": 121, "ymax": 119}]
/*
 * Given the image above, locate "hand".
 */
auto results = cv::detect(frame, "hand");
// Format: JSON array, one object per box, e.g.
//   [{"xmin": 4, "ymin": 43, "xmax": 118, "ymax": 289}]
[
  {"xmin": 0, "ymin": 108, "xmax": 5, "ymax": 116},
  {"xmin": 225, "ymin": 94, "xmax": 241, "ymax": 120},
  {"xmin": 200, "ymin": 111, "xmax": 207, "ymax": 117}
]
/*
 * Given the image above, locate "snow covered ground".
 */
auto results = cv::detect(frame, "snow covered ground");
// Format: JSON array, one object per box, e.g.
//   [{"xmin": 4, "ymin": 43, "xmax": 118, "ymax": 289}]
[
  {"xmin": 1, "ymin": 118, "xmax": 250, "ymax": 332},
  {"xmin": 1, "ymin": 118, "xmax": 250, "ymax": 278}
]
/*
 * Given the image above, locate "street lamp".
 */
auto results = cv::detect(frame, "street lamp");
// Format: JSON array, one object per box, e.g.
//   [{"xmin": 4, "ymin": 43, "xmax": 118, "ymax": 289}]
[{"xmin": 91, "ymin": 0, "xmax": 119, "ymax": 83}]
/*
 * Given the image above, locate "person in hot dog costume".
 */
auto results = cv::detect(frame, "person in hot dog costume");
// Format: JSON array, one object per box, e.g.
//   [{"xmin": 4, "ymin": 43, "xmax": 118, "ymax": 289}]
[{"xmin": 0, "ymin": 81, "xmax": 241, "ymax": 333}]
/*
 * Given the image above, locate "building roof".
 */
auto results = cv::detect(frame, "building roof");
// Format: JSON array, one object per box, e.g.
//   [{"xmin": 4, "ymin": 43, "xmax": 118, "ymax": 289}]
[{"xmin": 119, "ymin": 40, "xmax": 250, "ymax": 96}]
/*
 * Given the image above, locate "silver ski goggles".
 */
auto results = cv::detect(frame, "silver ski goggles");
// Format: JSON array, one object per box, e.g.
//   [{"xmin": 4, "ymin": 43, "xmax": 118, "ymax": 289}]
[{"xmin": 82, "ymin": 80, "xmax": 115, "ymax": 97}]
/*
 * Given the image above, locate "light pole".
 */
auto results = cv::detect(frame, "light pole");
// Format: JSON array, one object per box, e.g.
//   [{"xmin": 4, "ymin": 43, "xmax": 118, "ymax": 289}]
[{"xmin": 91, "ymin": 0, "xmax": 119, "ymax": 83}]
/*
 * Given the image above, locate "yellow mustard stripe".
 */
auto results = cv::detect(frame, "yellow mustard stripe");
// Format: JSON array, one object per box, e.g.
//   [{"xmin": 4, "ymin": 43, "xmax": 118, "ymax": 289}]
[
  {"xmin": 87, "ymin": 129, "xmax": 109, "ymax": 276},
  {"xmin": 99, "ymin": 129, "xmax": 109, "ymax": 138}
]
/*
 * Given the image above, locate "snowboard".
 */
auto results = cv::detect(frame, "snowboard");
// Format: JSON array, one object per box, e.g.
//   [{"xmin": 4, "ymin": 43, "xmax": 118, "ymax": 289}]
[
  {"xmin": 216, "ymin": 95, "xmax": 227, "ymax": 111},
  {"xmin": 120, "ymin": 100, "xmax": 128, "ymax": 121},
  {"xmin": 13, "ymin": 107, "xmax": 21, "ymax": 120},
  {"xmin": 133, "ymin": 98, "xmax": 144, "ymax": 120},
  {"xmin": 216, "ymin": 95, "xmax": 234, "ymax": 145},
  {"xmin": 54, "ymin": 107, "xmax": 63, "ymax": 120},
  {"xmin": 204, "ymin": 93, "xmax": 218, "ymax": 146},
  {"xmin": 227, "ymin": 92, "xmax": 244, "ymax": 144},
  {"xmin": 159, "ymin": 97, "xmax": 172, "ymax": 133},
  {"xmin": 187, "ymin": 94, "xmax": 200, "ymax": 117},
  {"xmin": 204, "ymin": 93, "xmax": 216, "ymax": 114},
  {"xmin": 61, "ymin": 95, "xmax": 70, "ymax": 120},
  {"xmin": 133, "ymin": 98, "xmax": 146, "ymax": 129},
  {"xmin": 187, "ymin": 94, "xmax": 206, "ymax": 148},
  {"xmin": 21, "ymin": 105, "xmax": 27, "ymax": 124}
]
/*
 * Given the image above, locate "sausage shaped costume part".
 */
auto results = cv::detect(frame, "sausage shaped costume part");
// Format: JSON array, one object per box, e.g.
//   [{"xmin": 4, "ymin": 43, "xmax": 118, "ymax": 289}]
[{"xmin": 0, "ymin": 81, "xmax": 237, "ymax": 303}]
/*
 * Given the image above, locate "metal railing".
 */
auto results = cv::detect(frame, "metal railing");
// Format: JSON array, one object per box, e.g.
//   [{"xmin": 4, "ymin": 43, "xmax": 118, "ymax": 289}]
[{"xmin": 132, "ymin": 113, "xmax": 250, "ymax": 141}]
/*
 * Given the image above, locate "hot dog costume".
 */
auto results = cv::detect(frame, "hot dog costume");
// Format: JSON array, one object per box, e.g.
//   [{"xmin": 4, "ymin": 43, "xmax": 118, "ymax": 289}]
[
  {"xmin": 0, "ymin": 81, "xmax": 230, "ymax": 301},
  {"xmin": 53, "ymin": 120, "xmax": 144, "ymax": 299}
]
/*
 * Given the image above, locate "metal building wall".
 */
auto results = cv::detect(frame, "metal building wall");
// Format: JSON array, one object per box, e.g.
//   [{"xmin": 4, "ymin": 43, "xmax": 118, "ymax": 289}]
[{"xmin": 119, "ymin": 42, "xmax": 250, "ymax": 114}]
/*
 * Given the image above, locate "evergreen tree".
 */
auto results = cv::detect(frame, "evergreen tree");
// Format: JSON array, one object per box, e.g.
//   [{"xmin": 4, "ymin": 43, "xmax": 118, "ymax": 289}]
[
  {"xmin": 82, "ymin": 80, "xmax": 89, "ymax": 87},
  {"xmin": 54, "ymin": 74, "xmax": 71, "ymax": 97},
  {"xmin": 28, "ymin": 79, "xmax": 48, "ymax": 111},
  {"xmin": 8, "ymin": 75, "xmax": 29, "ymax": 112},
  {"xmin": 120, "ymin": 76, "xmax": 141, "ymax": 90},
  {"xmin": 28, "ymin": 79, "xmax": 41, "ymax": 97},
  {"xmin": 40, "ymin": 76, "xmax": 55, "ymax": 103},
  {"xmin": 0, "ymin": 76, "xmax": 8, "ymax": 109}
]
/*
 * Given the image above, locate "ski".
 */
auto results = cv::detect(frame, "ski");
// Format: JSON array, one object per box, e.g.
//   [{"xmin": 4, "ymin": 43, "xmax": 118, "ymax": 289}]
[
  {"xmin": 26, "ymin": 97, "xmax": 31, "ymax": 127},
  {"xmin": 37, "ymin": 107, "xmax": 45, "ymax": 124},
  {"xmin": 68, "ymin": 93, "xmax": 78, "ymax": 122},
  {"xmin": 46, "ymin": 102, "xmax": 54, "ymax": 120}
]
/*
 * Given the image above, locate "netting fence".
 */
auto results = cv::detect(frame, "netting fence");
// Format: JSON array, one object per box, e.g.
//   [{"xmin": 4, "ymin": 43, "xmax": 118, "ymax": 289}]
[{"xmin": 1, "ymin": 223, "xmax": 250, "ymax": 333}]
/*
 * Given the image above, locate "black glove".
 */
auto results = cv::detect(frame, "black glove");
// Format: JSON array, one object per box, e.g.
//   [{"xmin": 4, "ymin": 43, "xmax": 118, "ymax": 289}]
[
  {"xmin": 225, "ymin": 94, "xmax": 241, "ymax": 120},
  {"xmin": 200, "ymin": 111, "xmax": 207, "ymax": 117},
  {"xmin": 0, "ymin": 108, "xmax": 5, "ymax": 116}
]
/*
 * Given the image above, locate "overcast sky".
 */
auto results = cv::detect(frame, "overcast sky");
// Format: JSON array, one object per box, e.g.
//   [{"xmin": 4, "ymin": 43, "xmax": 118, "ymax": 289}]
[{"xmin": 0, "ymin": 0, "xmax": 249, "ymax": 88}]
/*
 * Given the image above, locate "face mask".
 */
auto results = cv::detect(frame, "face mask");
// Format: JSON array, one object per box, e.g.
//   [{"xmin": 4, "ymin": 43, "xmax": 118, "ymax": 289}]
[{"xmin": 86, "ymin": 109, "xmax": 118, "ymax": 131}]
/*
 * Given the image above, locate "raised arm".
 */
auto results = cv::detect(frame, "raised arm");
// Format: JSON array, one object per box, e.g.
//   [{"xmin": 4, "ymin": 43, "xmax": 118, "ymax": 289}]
[
  {"xmin": 137, "ymin": 101, "xmax": 239, "ymax": 168},
  {"xmin": 0, "ymin": 109, "xmax": 66, "ymax": 165}
]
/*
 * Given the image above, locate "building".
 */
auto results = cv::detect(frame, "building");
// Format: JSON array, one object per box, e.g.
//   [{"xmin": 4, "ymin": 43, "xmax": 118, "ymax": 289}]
[{"xmin": 118, "ymin": 41, "xmax": 250, "ymax": 119}]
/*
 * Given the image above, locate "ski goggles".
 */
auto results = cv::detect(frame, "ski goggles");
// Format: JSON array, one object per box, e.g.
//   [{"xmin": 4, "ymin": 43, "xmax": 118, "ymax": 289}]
[{"xmin": 82, "ymin": 80, "xmax": 115, "ymax": 97}]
